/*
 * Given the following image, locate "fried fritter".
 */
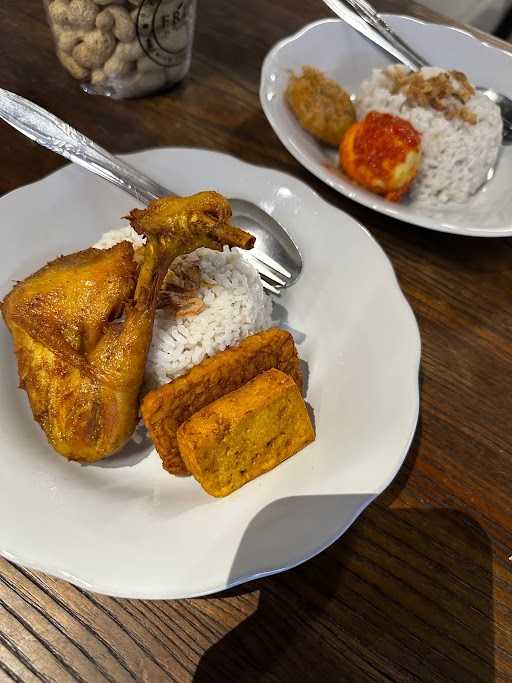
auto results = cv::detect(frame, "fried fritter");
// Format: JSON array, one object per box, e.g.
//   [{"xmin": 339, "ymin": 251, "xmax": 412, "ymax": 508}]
[
  {"xmin": 141, "ymin": 327, "xmax": 303, "ymax": 475},
  {"xmin": 286, "ymin": 66, "xmax": 356, "ymax": 146},
  {"xmin": 340, "ymin": 111, "xmax": 421, "ymax": 202},
  {"xmin": 177, "ymin": 368, "xmax": 315, "ymax": 497}
]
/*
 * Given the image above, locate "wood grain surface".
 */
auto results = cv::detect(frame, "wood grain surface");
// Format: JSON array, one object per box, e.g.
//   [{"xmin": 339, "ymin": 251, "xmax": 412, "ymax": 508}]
[{"xmin": 1, "ymin": 0, "xmax": 512, "ymax": 680}]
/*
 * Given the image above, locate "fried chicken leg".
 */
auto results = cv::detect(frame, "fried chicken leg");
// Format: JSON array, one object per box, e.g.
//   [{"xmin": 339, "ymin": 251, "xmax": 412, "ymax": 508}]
[{"xmin": 2, "ymin": 191, "xmax": 254, "ymax": 462}]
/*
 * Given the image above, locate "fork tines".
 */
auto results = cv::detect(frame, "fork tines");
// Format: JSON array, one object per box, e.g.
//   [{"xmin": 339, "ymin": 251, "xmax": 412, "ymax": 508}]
[{"xmin": 242, "ymin": 250, "xmax": 292, "ymax": 296}]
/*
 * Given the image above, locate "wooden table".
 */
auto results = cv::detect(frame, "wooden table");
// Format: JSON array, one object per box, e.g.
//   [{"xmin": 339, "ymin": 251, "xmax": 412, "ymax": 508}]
[{"xmin": 1, "ymin": 1, "xmax": 511, "ymax": 680}]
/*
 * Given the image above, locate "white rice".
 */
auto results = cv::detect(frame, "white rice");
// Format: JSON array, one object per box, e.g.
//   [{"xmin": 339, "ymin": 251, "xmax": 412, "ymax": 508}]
[
  {"xmin": 356, "ymin": 65, "xmax": 502, "ymax": 204},
  {"xmin": 93, "ymin": 229, "xmax": 272, "ymax": 388},
  {"xmin": 93, "ymin": 226, "xmax": 146, "ymax": 251}
]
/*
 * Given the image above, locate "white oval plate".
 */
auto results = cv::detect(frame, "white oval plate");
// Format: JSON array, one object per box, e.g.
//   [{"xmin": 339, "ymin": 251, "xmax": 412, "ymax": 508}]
[
  {"xmin": 0, "ymin": 148, "xmax": 420, "ymax": 598},
  {"xmin": 260, "ymin": 16, "xmax": 512, "ymax": 237}
]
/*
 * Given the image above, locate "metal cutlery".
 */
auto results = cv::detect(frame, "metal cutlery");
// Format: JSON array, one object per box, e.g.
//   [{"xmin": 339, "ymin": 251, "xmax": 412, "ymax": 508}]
[{"xmin": 0, "ymin": 88, "xmax": 303, "ymax": 294}]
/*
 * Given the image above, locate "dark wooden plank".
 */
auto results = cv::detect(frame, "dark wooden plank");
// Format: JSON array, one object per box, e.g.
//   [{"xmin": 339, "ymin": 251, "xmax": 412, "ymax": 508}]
[{"xmin": 1, "ymin": 0, "xmax": 512, "ymax": 681}]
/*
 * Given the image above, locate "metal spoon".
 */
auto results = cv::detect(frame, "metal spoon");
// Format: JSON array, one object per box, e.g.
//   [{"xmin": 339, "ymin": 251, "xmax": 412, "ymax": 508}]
[
  {"xmin": 0, "ymin": 88, "xmax": 303, "ymax": 293},
  {"xmin": 323, "ymin": 0, "xmax": 512, "ymax": 144}
]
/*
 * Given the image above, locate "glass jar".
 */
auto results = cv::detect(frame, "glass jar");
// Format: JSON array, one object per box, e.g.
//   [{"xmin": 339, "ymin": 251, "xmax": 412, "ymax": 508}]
[{"xmin": 43, "ymin": 0, "xmax": 197, "ymax": 99}]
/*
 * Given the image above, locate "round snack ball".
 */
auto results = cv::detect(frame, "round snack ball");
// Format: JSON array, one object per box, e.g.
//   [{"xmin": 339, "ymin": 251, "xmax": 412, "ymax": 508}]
[
  {"xmin": 48, "ymin": 0, "xmax": 71, "ymax": 26},
  {"xmin": 57, "ymin": 48, "xmax": 90, "ymax": 80},
  {"xmin": 72, "ymin": 28, "xmax": 116, "ymax": 68},
  {"xmin": 285, "ymin": 66, "xmax": 356, "ymax": 147},
  {"xmin": 67, "ymin": 0, "xmax": 98, "ymax": 29},
  {"xmin": 96, "ymin": 9, "xmax": 115, "ymax": 31},
  {"xmin": 56, "ymin": 28, "xmax": 86, "ymax": 53}
]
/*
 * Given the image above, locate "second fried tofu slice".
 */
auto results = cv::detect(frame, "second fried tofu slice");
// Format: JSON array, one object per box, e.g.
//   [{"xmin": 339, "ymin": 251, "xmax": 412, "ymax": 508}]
[
  {"xmin": 177, "ymin": 368, "xmax": 315, "ymax": 497},
  {"xmin": 141, "ymin": 327, "xmax": 303, "ymax": 475}
]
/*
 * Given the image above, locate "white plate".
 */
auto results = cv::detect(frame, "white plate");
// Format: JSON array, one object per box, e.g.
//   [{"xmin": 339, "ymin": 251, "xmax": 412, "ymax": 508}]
[
  {"xmin": 260, "ymin": 16, "xmax": 512, "ymax": 237},
  {"xmin": 0, "ymin": 148, "xmax": 420, "ymax": 598}
]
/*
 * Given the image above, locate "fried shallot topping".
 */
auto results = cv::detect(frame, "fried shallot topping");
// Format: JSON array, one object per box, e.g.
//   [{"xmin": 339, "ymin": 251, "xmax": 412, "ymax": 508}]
[
  {"xmin": 159, "ymin": 253, "xmax": 206, "ymax": 317},
  {"xmin": 386, "ymin": 68, "xmax": 477, "ymax": 125}
]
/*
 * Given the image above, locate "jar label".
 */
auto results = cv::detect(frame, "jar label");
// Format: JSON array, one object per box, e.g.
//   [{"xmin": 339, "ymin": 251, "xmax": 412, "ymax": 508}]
[{"xmin": 136, "ymin": 0, "xmax": 193, "ymax": 67}]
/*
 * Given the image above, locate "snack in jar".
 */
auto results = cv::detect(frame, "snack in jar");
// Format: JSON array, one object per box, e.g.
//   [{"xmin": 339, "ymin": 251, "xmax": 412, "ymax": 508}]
[{"xmin": 43, "ymin": 0, "xmax": 197, "ymax": 98}]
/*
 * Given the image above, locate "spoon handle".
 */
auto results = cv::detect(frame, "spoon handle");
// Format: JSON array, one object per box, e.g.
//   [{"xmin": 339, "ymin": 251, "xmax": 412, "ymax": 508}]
[
  {"xmin": 0, "ymin": 88, "xmax": 172, "ymax": 205},
  {"xmin": 322, "ymin": 0, "xmax": 428, "ymax": 70},
  {"xmin": 344, "ymin": 0, "xmax": 428, "ymax": 68}
]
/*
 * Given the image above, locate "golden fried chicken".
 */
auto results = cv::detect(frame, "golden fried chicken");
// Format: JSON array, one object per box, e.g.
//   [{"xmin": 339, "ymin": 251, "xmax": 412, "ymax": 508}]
[
  {"xmin": 340, "ymin": 111, "xmax": 421, "ymax": 202},
  {"xmin": 2, "ymin": 191, "xmax": 254, "ymax": 462},
  {"xmin": 286, "ymin": 66, "xmax": 356, "ymax": 146}
]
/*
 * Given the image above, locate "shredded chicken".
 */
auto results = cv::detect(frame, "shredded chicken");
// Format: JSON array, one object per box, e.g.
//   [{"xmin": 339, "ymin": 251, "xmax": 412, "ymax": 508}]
[
  {"xmin": 133, "ymin": 250, "xmax": 206, "ymax": 317},
  {"xmin": 166, "ymin": 253, "xmax": 203, "ymax": 291},
  {"xmin": 159, "ymin": 253, "xmax": 205, "ymax": 318}
]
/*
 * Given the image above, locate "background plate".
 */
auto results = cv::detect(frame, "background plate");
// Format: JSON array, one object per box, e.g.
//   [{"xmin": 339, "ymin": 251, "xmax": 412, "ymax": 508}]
[
  {"xmin": 0, "ymin": 148, "xmax": 420, "ymax": 598},
  {"xmin": 260, "ymin": 16, "xmax": 512, "ymax": 236}
]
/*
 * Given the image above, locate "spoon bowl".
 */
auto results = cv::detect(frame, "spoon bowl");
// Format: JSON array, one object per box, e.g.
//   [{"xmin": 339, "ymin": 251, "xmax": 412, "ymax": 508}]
[
  {"xmin": 477, "ymin": 87, "xmax": 512, "ymax": 143},
  {"xmin": 230, "ymin": 198, "xmax": 302, "ymax": 285}
]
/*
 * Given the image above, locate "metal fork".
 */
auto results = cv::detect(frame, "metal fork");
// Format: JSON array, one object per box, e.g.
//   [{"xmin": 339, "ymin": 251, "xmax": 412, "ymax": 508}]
[{"xmin": 0, "ymin": 88, "xmax": 303, "ymax": 295}]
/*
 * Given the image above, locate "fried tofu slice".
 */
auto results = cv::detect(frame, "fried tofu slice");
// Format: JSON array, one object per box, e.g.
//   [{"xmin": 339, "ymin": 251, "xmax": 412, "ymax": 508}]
[
  {"xmin": 141, "ymin": 327, "xmax": 303, "ymax": 475},
  {"xmin": 177, "ymin": 369, "xmax": 315, "ymax": 497}
]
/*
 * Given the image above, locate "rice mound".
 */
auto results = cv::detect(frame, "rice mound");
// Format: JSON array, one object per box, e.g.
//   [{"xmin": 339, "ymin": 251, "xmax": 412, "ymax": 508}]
[
  {"xmin": 93, "ymin": 229, "xmax": 272, "ymax": 388},
  {"xmin": 356, "ymin": 65, "xmax": 502, "ymax": 204}
]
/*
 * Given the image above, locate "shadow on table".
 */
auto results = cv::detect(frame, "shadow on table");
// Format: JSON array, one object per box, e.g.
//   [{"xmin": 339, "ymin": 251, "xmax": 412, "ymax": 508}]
[
  {"xmin": 381, "ymin": 410, "xmax": 423, "ymax": 507},
  {"xmin": 193, "ymin": 500, "xmax": 494, "ymax": 682}
]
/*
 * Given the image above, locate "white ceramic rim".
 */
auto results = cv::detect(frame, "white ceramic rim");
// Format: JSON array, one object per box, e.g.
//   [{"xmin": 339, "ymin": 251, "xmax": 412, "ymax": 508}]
[{"xmin": 0, "ymin": 149, "xmax": 421, "ymax": 598}]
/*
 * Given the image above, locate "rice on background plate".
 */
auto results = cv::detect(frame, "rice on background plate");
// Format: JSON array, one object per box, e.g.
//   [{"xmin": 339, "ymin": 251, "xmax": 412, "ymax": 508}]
[
  {"xmin": 94, "ymin": 228, "xmax": 272, "ymax": 390},
  {"xmin": 356, "ymin": 65, "xmax": 502, "ymax": 204}
]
